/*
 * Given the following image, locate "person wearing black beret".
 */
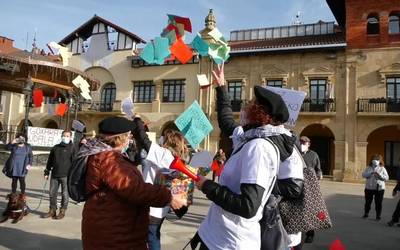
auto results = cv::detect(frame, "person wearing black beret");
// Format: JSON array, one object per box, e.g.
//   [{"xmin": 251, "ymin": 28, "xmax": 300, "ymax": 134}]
[
  {"xmin": 189, "ymin": 64, "xmax": 304, "ymax": 250},
  {"xmin": 81, "ymin": 116, "xmax": 187, "ymax": 250}
]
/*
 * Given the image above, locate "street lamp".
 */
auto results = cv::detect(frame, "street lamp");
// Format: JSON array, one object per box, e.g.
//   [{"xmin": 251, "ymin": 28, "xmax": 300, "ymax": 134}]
[{"xmin": 22, "ymin": 79, "xmax": 33, "ymax": 136}]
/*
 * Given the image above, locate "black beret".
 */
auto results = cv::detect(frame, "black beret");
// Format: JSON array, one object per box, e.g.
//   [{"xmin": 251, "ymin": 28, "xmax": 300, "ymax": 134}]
[
  {"xmin": 98, "ymin": 116, "xmax": 135, "ymax": 135},
  {"xmin": 254, "ymin": 86, "xmax": 289, "ymax": 123}
]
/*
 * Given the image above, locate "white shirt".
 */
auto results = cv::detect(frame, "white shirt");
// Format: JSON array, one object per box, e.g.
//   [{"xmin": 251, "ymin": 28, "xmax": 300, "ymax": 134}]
[
  {"xmin": 198, "ymin": 136, "xmax": 279, "ymax": 249},
  {"xmin": 144, "ymin": 143, "xmax": 175, "ymax": 218}
]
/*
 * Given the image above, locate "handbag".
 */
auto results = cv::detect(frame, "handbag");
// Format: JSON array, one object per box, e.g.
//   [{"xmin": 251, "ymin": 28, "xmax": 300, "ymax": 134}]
[
  {"xmin": 278, "ymin": 147, "xmax": 332, "ymax": 234},
  {"xmin": 2, "ymin": 152, "xmax": 14, "ymax": 178}
]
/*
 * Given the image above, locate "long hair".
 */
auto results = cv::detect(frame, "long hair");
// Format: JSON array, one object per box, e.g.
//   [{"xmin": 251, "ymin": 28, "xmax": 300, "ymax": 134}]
[
  {"xmin": 97, "ymin": 132, "xmax": 130, "ymax": 148},
  {"xmin": 370, "ymin": 154, "xmax": 384, "ymax": 166},
  {"xmin": 162, "ymin": 129, "xmax": 189, "ymax": 160}
]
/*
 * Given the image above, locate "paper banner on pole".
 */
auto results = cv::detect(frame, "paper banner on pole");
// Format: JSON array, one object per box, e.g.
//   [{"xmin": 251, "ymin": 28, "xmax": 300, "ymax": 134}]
[
  {"xmin": 266, "ymin": 86, "xmax": 306, "ymax": 127},
  {"xmin": 174, "ymin": 101, "xmax": 213, "ymax": 149},
  {"xmin": 189, "ymin": 151, "xmax": 214, "ymax": 168},
  {"xmin": 121, "ymin": 97, "xmax": 134, "ymax": 119},
  {"xmin": 197, "ymin": 74, "xmax": 210, "ymax": 88},
  {"xmin": 140, "ymin": 43, "xmax": 156, "ymax": 64}
]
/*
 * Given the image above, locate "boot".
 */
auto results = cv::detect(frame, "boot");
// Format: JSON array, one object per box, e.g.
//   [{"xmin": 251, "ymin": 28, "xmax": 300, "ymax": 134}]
[
  {"xmin": 55, "ymin": 208, "xmax": 66, "ymax": 220},
  {"xmin": 42, "ymin": 208, "xmax": 56, "ymax": 219}
]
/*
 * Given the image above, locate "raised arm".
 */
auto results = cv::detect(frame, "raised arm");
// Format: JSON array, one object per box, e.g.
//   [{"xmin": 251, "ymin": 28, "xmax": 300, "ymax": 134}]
[{"xmin": 213, "ymin": 63, "xmax": 238, "ymax": 137}]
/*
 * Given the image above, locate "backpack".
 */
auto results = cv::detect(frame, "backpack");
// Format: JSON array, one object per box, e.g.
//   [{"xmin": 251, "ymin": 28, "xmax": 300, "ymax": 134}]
[{"xmin": 67, "ymin": 154, "xmax": 90, "ymax": 202}]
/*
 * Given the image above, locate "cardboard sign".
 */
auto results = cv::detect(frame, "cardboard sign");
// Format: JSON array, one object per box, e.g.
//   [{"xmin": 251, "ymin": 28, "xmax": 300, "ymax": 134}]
[
  {"xmin": 266, "ymin": 86, "xmax": 306, "ymax": 127},
  {"xmin": 174, "ymin": 101, "xmax": 213, "ymax": 149},
  {"xmin": 28, "ymin": 127, "xmax": 74, "ymax": 147},
  {"xmin": 197, "ymin": 74, "xmax": 210, "ymax": 88},
  {"xmin": 121, "ymin": 97, "xmax": 134, "ymax": 118},
  {"xmin": 189, "ymin": 151, "xmax": 214, "ymax": 169}
]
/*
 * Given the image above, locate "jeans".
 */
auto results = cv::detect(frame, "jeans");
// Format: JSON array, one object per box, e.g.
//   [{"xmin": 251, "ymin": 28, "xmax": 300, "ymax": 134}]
[
  {"xmin": 148, "ymin": 218, "xmax": 165, "ymax": 250},
  {"xmin": 49, "ymin": 177, "xmax": 69, "ymax": 210},
  {"xmin": 11, "ymin": 177, "xmax": 26, "ymax": 193},
  {"xmin": 364, "ymin": 189, "xmax": 384, "ymax": 218}
]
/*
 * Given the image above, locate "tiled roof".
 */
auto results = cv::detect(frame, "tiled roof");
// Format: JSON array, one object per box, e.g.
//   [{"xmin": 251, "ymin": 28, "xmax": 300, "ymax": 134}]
[{"xmin": 229, "ymin": 33, "xmax": 346, "ymax": 53}]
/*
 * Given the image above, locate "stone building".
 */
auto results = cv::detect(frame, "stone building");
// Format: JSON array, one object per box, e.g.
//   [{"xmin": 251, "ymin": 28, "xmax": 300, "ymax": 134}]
[{"xmin": 1, "ymin": 0, "xmax": 399, "ymax": 181}]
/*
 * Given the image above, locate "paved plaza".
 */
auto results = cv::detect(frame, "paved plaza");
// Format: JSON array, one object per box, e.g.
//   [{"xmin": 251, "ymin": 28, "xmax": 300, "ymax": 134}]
[{"xmin": 0, "ymin": 169, "xmax": 399, "ymax": 250}]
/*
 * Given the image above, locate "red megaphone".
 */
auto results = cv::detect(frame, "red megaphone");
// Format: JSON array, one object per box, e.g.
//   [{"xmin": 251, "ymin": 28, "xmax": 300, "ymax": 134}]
[{"xmin": 170, "ymin": 156, "xmax": 200, "ymax": 181}]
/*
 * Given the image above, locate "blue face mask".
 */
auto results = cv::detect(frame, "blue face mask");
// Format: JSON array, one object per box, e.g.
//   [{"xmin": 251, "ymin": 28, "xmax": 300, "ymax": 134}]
[{"xmin": 62, "ymin": 137, "xmax": 71, "ymax": 144}]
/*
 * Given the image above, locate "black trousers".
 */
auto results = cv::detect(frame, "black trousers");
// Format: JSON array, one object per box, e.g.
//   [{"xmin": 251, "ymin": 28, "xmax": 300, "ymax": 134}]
[
  {"xmin": 11, "ymin": 177, "xmax": 26, "ymax": 194},
  {"xmin": 190, "ymin": 233, "xmax": 209, "ymax": 250},
  {"xmin": 364, "ymin": 189, "xmax": 384, "ymax": 217},
  {"xmin": 391, "ymin": 198, "xmax": 400, "ymax": 223}
]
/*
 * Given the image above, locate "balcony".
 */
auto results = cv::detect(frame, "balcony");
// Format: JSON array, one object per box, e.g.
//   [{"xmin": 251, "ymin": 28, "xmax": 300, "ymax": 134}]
[
  {"xmin": 301, "ymin": 98, "xmax": 336, "ymax": 112},
  {"xmin": 79, "ymin": 100, "xmax": 122, "ymax": 113},
  {"xmin": 358, "ymin": 98, "xmax": 400, "ymax": 113}
]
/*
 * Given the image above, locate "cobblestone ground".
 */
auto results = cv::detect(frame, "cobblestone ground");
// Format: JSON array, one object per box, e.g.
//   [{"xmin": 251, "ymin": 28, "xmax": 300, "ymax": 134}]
[{"xmin": 0, "ymin": 169, "xmax": 399, "ymax": 250}]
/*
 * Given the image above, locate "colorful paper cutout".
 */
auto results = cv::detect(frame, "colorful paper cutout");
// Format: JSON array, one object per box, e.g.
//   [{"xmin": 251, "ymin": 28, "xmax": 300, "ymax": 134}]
[
  {"xmin": 56, "ymin": 103, "xmax": 68, "ymax": 117},
  {"xmin": 191, "ymin": 34, "xmax": 209, "ymax": 56},
  {"xmin": 197, "ymin": 74, "xmax": 210, "ymax": 88},
  {"xmin": 170, "ymin": 38, "xmax": 193, "ymax": 64},
  {"xmin": 140, "ymin": 37, "xmax": 171, "ymax": 65},
  {"xmin": 33, "ymin": 89, "xmax": 43, "ymax": 108},
  {"xmin": 121, "ymin": 97, "xmax": 134, "ymax": 119},
  {"xmin": 174, "ymin": 101, "xmax": 213, "ymax": 149},
  {"xmin": 329, "ymin": 239, "xmax": 345, "ymax": 250}
]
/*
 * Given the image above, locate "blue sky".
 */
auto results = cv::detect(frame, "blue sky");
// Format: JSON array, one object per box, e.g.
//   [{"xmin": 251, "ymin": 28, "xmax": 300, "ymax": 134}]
[{"xmin": 0, "ymin": 0, "xmax": 335, "ymax": 50}]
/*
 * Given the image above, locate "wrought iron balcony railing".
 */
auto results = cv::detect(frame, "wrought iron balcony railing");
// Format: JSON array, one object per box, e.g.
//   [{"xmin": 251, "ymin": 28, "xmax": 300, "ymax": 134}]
[
  {"xmin": 357, "ymin": 98, "xmax": 400, "ymax": 112},
  {"xmin": 301, "ymin": 98, "xmax": 336, "ymax": 112}
]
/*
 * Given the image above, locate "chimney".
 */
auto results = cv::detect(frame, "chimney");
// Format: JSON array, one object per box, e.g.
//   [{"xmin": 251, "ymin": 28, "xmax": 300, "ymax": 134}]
[{"xmin": 0, "ymin": 36, "xmax": 19, "ymax": 54}]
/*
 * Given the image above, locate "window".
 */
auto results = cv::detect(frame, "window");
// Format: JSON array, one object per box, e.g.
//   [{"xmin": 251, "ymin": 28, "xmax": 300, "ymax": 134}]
[
  {"xmin": 163, "ymin": 79, "xmax": 185, "ymax": 102},
  {"xmin": 133, "ymin": 81, "xmax": 155, "ymax": 103},
  {"xmin": 387, "ymin": 77, "xmax": 400, "ymax": 100},
  {"xmin": 389, "ymin": 13, "xmax": 400, "ymax": 34},
  {"xmin": 367, "ymin": 14, "xmax": 380, "ymax": 35},
  {"xmin": 267, "ymin": 80, "xmax": 283, "ymax": 88},
  {"xmin": 227, "ymin": 80, "xmax": 242, "ymax": 112},
  {"xmin": 101, "ymin": 83, "xmax": 116, "ymax": 112},
  {"xmin": 310, "ymin": 79, "xmax": 327, "ymax": 104}
]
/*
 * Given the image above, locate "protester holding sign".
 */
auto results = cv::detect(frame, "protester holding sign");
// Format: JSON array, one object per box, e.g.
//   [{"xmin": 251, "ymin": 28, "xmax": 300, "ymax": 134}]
[{"xmin": 189, "ymin": 64, "xmax": 296, "ymax": 249}]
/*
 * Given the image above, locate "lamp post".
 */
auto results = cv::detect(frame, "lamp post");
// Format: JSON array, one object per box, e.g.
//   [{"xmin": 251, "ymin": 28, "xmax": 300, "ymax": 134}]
[{"xmin": 22, "ymin": 79, "xmax": 33, "ymax": 136}]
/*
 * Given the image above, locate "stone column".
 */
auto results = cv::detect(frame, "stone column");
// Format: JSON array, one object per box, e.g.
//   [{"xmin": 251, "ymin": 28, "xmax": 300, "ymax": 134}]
[
  {"xmin": 333, "ymin": 140, "xmax": 347, "ymax": 181},
  {"xmin": 354, "ymin": 141, "xmax": 368, "ymax": 181},
  {"xmin": 152, "ymin": 80, "xmax": 162, "ymax": 113}
]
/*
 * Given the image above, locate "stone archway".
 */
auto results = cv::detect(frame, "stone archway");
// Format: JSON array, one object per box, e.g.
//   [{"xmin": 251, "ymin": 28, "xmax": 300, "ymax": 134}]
[
  {"xmin": 44, "ymin": 119, "xmax": 59, "ymax": 129},
  {"xmin": 367, "ymin": 125, "xmax": 400, "ymax": 179},
  {"xmin": 301, "ymin": 124, "xmax": 335, "ymax": 176}
]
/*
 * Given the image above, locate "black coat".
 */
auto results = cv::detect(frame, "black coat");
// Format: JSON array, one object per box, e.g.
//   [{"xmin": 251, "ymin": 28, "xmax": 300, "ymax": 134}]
[{"xmin": 45, "ymin": 142, "xmax": 76, "ymax": 178}]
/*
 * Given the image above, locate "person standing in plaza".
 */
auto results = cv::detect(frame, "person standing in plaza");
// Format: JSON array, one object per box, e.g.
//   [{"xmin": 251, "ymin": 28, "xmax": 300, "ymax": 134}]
[
  {"xmin": 299, "ymin": 136, "xmax": 322, "ymax": 244},
  {"xmin": 42, "ymin": 130, "xmax": 75, "ymax": 220},
  {"xmin": 387, "ymin": 177, "xmax": 400, "ymax": 227},
  {"xmin": 3, "ymin": 133, "xmax": 33, "ymax": 197},
  {"xmin": 362, "ymin": 154, "xmax": 389, "ymax": 221}
]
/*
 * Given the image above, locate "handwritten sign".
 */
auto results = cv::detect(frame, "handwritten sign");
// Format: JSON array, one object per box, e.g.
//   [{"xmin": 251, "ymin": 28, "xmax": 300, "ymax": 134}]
[
  {"xmin": 189, "ymin": 151, "xmax": 214, "ymax": 169},
  {"xmin": 174, "ymin": 101, "xmax": 213, "ymax": 149},
  {"xmin": 266, "ymin": 86, "xmax": 306, "ymax": 127},
  {"xmin": 121, "ymin": 97, "xmax": 134, "ymax": 118},
  {"xmin": 28, "ymin": 127, "xmax": 74, "ymax": 147}
]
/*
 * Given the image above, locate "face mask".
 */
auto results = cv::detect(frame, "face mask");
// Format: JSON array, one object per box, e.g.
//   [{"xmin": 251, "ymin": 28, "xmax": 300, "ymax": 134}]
[
  {"xmin": 121, "ymin": 142, "xmax": 130, "ymax": 154},
  {"xmin": 62, "ymin": 137, "xmax": 71, "ymax": 144},
  {"xmin": 240, "ymin": 109, "xmax": 249, "ymax": 126},
  {"xmin": 300, "ymin": 144, "xmax": 308, "ymax": 153},
  {"xmin": 18, "ymin": 137, "xmax": 25, "ymax": 144},
  {"xmin": 372, "ymin": 160, "xmax": 380, "ymax": 166}
]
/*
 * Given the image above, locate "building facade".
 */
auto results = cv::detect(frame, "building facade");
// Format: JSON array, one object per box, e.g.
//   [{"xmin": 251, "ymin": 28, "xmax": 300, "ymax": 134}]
[{"xmin": 1, "ymin": 1, "xmax": 399, "ymax": 181}]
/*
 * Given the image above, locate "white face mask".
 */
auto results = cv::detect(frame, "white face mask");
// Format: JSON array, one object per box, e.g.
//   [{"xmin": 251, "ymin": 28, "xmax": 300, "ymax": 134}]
[
  {"xmin": 240, "ymin": 109, "xmax": 249, "ymax": 126},
  {"xmin": 300, "ymin": 144, "xmax": 308, "ymax": 153},
  {"xmin": 372, "ymin": 160, "xmax": 380, "ymax": 166}
]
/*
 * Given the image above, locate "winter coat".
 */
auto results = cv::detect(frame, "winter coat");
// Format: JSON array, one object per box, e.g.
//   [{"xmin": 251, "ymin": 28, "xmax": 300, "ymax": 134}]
[
  {"xmin": 3, "ymin": 143, "xmax": 33, "ymax": 178},
  {"xmin": 82, "ymin": 149, "xmax": 172, "ymax": 250},
  {"xmin": 302, "ymin": 149, "xmax": 322, "ymax": 179},
  {"xmin": 45, "ymin": 142, "xmax": 75, "ymax": 178},
  {"xmin": 362, "ymin": 165, "xmax": 389, "ymax": 191}
]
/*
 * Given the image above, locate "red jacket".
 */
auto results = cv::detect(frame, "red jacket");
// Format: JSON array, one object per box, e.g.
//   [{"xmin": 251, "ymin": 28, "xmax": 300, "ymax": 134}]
[{"xmin": 82, "ymin": 150, "xmax": 172, "ymax": 250}]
